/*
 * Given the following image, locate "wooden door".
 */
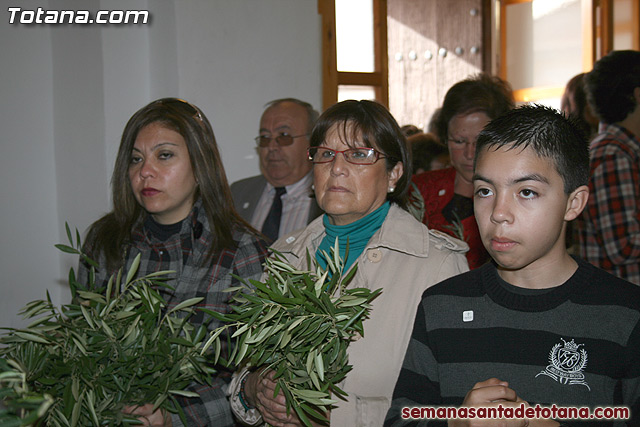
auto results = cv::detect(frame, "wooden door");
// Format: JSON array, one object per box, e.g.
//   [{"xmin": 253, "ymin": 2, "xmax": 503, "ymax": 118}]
[{"xmin": 387, "ymin": 0, "xmax": 488, "ymax": 130}]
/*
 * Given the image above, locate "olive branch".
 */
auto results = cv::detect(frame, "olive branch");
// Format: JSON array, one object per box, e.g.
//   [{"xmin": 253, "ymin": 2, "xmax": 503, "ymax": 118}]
[
  {"xmin": 201, "ymin": 239, "xmax": 382, "ymax": 426},
  {"xmin": 0, "ymin": 224, "xmax": 219, "ymax": 426}
]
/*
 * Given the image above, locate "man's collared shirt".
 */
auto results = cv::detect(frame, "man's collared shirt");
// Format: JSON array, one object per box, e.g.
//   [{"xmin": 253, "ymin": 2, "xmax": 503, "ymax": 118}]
[{"xmin": 251, "ymin": 173, "xmax": 314, "ymax": 239}]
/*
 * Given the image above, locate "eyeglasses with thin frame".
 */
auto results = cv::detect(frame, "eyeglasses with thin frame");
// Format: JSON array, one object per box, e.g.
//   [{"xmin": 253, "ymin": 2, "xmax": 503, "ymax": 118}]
[
  {"xmin": 307, "ymin": 146, "xmax": 388, "ymax": 165},
  {"xmin": 255, "ymin": 133, "xmax": 309, "ymax": 148}
]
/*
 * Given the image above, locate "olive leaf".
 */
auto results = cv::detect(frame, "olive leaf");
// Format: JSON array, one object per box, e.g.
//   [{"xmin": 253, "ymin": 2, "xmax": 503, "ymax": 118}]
[
  {"xmin": 0, "ymin": 358, "xmax": 54, "ymax": 426},
  {"xmin": 0, "ymin": 223, "xmax": 219, "ymax": 426},
  {"xmin": 443, "ymin": 211, "xmax": 466, "ymax": 242},
  {"xmin": 202, "ymin": 238, "xmax": 382, "ymax": 426}
]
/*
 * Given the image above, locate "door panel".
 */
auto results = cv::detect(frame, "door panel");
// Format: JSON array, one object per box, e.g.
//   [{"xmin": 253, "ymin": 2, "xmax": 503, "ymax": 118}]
[{"xmin": 388, "ymin": 0, "xmax": 485, "ymax": 130}]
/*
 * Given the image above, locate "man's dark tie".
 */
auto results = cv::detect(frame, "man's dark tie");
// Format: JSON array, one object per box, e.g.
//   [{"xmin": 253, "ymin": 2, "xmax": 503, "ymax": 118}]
[{"xmin": 261, "ymin": 187, "xmax": 286, "ymax": 243}]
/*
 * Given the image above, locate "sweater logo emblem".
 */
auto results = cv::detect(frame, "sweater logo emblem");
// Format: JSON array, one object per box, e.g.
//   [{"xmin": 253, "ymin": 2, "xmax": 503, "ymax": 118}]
[{"xmin": 535, "ymin": 338, "xmax": 590, "ymax": 391}]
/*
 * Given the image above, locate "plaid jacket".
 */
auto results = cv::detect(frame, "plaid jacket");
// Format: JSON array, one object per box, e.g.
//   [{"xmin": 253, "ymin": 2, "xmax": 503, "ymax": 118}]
[
  {"xmin": 577, "ymin": 123, "xmax": 640, "ymax": 285},
  {"xmin": 79, "ymin": 200, "xmax": 269, "ymax": 426}
]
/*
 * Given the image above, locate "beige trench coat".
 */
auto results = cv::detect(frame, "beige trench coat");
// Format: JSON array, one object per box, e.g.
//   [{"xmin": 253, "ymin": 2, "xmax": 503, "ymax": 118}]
[{"xmin": 270, "ymin": 205, "xmax": 469, "ymax": 426}]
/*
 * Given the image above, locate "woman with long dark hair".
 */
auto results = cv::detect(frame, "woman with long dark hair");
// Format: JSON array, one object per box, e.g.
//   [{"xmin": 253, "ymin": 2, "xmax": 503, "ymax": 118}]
[{"xmin": 79, "ymin": 98, "xmax": 269, "ymax": 426}]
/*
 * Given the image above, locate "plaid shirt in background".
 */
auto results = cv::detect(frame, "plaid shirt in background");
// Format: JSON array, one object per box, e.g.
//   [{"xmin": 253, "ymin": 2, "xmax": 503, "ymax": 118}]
[
  {"xmin": 79, "ymin": 199, "xmax": 269, "ymax": 426},
  {"xmin": 577, "ymin": 123, "xmax": 640, "ymax": 285}
]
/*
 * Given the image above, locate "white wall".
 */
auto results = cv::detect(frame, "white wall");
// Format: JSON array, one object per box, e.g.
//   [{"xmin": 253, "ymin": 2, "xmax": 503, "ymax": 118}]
[
  {"xmin": 0, "ymin": 0, "xmax": 321, "ymax": 329},
  {"xmin": 173, "ymin": 1, "xmax": 322, "ymax": 184},
  {"xmin": 1, "ymin": 3, "xmax": 60, "ymax": 329}
]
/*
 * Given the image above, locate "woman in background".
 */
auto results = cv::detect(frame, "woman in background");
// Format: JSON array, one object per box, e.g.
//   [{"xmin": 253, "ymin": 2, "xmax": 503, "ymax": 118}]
[
  {"xmin": 78, "ymin": 98, "xmax": 268, "ymax": 426},
  {"xmin": 411, "ymin": 73, "xmax": 514, "ymax": 269}
]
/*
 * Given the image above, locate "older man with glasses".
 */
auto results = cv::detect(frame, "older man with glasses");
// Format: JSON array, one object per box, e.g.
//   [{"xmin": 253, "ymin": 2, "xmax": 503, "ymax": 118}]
[{"xmin": 231, "ymin": 98, "xmax": 323, "ymax": 243}]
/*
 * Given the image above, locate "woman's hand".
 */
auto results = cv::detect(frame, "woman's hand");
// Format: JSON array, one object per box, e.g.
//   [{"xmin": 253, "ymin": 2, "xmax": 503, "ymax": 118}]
[
  {"xmin": 245, "ymin": 370, "xmax": 324, "ymax": 427},
  {"xmin": 123, "ymin": 403, "xmax": 173, "ymax": 427}
]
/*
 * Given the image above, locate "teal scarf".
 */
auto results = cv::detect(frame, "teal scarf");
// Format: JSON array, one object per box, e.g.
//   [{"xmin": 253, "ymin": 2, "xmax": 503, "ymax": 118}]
[{"xmin": 315, "ymin": 201, "xmax": 390, "ymax": 275}]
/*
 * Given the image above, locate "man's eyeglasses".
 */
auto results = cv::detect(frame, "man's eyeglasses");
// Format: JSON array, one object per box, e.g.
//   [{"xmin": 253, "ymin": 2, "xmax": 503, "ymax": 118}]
[
  {"xmin": 255, "ymin": 133, "xmax": 308, "ymax": 147},
  {"xmin": 307, "ymin": 146, "xmax": 388, "ymax": 165}
]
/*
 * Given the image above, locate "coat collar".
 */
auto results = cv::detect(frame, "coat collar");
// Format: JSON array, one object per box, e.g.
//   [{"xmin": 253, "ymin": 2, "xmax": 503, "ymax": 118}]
[{"xmin": 273, "ymin": 204, "xmax": 431, "ymax": 260}]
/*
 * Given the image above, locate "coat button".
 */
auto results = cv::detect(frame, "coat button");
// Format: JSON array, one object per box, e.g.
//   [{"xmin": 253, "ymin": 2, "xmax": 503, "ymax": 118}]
[{"xmin": 367, "ymin": 249, "xmax": 382, "ymax": 263}]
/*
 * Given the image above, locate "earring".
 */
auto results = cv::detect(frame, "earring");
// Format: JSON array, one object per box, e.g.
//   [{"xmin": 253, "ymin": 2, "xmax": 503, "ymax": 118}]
[
  {"xmin": 311, "ymin": 184, "xmax": 315, "ymax": 190},
  {"xmin": 388, "ymin": 187, "xmax": 395, "ymax": 193}
]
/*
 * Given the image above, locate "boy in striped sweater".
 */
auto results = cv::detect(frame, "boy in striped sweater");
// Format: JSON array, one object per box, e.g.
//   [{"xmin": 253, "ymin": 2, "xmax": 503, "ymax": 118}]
[{"xmin": 386, "ymin": 105, "xmax": 640, "ymax": 426}]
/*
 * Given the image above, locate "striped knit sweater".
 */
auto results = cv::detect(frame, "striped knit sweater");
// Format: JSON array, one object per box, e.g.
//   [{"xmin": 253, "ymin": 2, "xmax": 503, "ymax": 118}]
[{"xmin": 385, "ymin": 257, "xmax": 640, "ymax": 426}]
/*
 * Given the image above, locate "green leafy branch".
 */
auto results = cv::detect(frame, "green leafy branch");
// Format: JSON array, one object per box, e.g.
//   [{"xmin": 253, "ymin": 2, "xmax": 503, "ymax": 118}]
[
  {"xmin": 201, "ymin": 239, "xmax": 382, "ymax": 426},
  {"xmin": 0, "ymin": 224, "xmax": 217, "ymax": 426}
]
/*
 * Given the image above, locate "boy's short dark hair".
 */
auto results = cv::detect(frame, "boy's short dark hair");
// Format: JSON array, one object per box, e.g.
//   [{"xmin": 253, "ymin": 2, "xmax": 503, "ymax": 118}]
[
  {"xmin": 475, "ymin": 104, "xmax": 590, "ymax": 194},
  {"xmin": 585, "ymin": 50, "xmax": 640, "ymax": 124}
]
